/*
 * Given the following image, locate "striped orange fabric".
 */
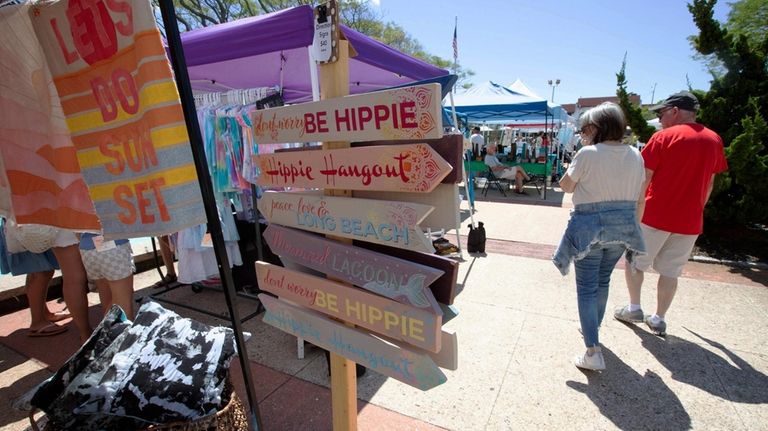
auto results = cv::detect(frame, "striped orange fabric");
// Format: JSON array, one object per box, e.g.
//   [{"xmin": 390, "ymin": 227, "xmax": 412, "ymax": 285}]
[
  {"xmin": 60, "ymin": 59, "xmax": 172, "ymax": 113},
  {"xmin": 29, "ymin": 0, "xmax": 206, "ymax": 239},
  {"xmin": 53, "ymin": 31, "xmax": 165, "ymax": 98}
]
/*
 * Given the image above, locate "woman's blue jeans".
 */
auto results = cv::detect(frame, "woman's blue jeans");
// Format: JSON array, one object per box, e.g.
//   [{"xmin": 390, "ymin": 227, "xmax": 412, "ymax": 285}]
[{"xmin": 574, "ymin": 243, "xmax": 626, "ymax": 347}]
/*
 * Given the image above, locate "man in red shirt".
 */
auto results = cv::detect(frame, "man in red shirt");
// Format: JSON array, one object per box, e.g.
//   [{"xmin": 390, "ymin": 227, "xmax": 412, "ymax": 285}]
[{"xmin": 614, "ymin": 91, "xmax": 728, "ymax": 336}]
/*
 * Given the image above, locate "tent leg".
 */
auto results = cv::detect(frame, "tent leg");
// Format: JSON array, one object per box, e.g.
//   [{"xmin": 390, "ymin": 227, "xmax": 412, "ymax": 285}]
[{"xmin": 159, "ymin": 2, "xmax": 263, "ymax": 429}]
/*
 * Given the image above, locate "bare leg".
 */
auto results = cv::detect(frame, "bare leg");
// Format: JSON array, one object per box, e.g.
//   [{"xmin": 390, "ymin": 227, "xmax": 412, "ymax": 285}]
[
  {"xmin": 108, "ymin": 276, "xmax": 135, "ymax": 319},
  {"xmin": 158, "ymin": 235, "xmax": 176, "ymax": 278},
  {"xmin": 26, "ymin": 271, "xmax": 54, "ymax": 331},
  {"xmin": 515, "ymin": 172, "xmax": 524, "ymax": 192},
  {"xmin": 51, "ymin": 245, "xmax": 92, "ymax": 343},
  {"xmin": 624, "ymin": 266, "xmax": 644, "ymax": 306},
  {"xmin": 95, "ymin": 279, "xmax": 112, "ymax": 316},
  {"xmin": 655, "ymin": 275, "xmax": 678, "ymax": 319}
]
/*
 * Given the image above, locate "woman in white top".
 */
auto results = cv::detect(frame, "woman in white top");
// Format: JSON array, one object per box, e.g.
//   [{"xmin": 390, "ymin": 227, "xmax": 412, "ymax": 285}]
[{"xmin": 555, "ymin": 102, "xmax": 646, "ymax": 371}]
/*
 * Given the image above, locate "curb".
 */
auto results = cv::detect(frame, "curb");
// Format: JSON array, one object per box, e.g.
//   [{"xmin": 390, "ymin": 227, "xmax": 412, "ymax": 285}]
[{"xmin": 691, "ymin": 255, "xmax": 768, "ymax": 270}]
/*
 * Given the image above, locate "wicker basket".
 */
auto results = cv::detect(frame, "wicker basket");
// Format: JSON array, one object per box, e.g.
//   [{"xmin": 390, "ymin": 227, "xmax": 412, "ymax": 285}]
[
  {"xmin": 141, "ymin": 388, "xmax": 248, "ymax": 431},
  {"xmin": 33, "ymin": 384, "xmax": 248, "ymax": 431}
]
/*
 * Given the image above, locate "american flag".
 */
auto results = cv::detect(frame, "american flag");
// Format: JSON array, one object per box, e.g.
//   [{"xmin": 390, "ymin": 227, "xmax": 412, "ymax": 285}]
[{"xmin": 452, "ymin": 19, "xmax": 458, "ymax": 62}]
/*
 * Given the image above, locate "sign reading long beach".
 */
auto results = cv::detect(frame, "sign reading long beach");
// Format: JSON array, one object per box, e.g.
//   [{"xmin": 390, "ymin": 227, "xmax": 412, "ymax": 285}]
[
  {"xmin": 254, "ymin": 144, "xmax": 451, "ymax": 192},
  {"xmin": 258, "ymin": 192, "xmax": 435, "ymax": 253},
  {"xmin": 250, "ymin": 84, "xmax": 442, "ymax": 144}
]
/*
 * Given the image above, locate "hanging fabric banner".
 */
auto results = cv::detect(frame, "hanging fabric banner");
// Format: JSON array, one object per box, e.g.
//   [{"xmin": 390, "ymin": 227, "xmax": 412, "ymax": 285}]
[
  {"xmin": 29, "ymin": 0, "xmax": 206, "ymax": 239},
  {"xmin": 0, "ymin": 3, "xmax": 99, "ymax": 230}
]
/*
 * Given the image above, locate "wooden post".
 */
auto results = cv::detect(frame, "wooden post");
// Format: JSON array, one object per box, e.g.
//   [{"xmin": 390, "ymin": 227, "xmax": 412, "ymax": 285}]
[{"xmin": 320, "ymin": 39, "xmax": 357, "ymax": 431}]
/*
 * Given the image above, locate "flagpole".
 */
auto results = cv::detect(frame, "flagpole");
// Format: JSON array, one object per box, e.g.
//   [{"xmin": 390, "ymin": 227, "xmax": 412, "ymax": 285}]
[{"xmin": 448, "ymin": 16, "xmax": 476, "ymax": 230}]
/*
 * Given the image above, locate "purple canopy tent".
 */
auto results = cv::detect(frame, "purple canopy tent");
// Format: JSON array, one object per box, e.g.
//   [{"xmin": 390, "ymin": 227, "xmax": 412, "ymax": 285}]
[{"xmin": 180, "ymin": 5, "xmax": 448, "ymax": 103}]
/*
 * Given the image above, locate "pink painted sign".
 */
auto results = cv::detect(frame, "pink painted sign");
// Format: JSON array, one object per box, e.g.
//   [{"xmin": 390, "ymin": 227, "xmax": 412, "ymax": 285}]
[
  {"xmin": 250, "ymin": 84, "xmax": 442, "ymax": 144},
  {"xmin": 254, "ymin": 143, "xmax": 451, "ymax": 193},
  {"xmin": 256, "ymin": 262, "xmax": 442, "ymax": 352},
  {"xmin": 258, "ymin": 192, "xmax": 435, "ymax": 253},
  {"xmin": 260, "ymin": 294, "xmax": 446, "ymax": 390},
  {"xmin": 263, "ymin": 225, "xmax": 443, "ymax": 313}
]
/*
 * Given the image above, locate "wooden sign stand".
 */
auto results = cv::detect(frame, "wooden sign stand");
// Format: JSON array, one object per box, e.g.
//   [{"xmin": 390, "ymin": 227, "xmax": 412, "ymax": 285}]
[{"xmin": 321, "ymin": 36, "xmax": 358, "ymax": 431}]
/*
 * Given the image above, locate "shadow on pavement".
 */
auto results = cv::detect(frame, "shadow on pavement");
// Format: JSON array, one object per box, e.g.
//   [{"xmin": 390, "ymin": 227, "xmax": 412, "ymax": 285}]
[
  {"xmin": 566, "ymin": 346, "xmax": 692, "ymax": 430},
  {"xmin": 636, "ymin": 325, "xmax": 768, "ymax": 404},
  {"xmin": 726, "ymin": 266, "xmax": 768, "ymax": 288},
  {"xmin": 0, "ymin": 351, "xmax": 51, "ymax": 430}
]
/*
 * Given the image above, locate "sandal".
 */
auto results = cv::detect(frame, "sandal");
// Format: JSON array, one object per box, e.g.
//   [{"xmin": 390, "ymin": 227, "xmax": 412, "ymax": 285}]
[
  {"xmin": 46, "ymin": 310, "xmax": 71, "ymax": 323},
  {"xmin": 151, "ymin": 273, "xmax": 177, "ymax": 289},
  {"xmin": 28, "ymin": 323, "xmax": 67, "ymax": 338}
]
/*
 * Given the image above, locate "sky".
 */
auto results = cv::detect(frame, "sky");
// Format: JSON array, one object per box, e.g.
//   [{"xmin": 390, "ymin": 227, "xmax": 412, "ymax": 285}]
[{"xmin": 369, "ymin": 0, "xmax": 731, "ymax": 105}]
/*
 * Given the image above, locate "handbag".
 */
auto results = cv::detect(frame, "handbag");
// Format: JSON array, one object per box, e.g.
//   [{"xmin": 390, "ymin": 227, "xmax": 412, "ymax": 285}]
[{"xmin": 467, "ymin": 222, "xmax": 486, "ymax": 253}]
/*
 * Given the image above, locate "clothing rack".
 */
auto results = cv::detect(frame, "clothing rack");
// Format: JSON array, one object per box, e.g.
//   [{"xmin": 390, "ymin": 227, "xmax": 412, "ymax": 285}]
[
  {"xmin": 193, "ymin": 86, "xmax": 280, "ymax": 107},
  {"xmin": 151, "ymin": 86, "xmax": 287, "ymax": 321}
]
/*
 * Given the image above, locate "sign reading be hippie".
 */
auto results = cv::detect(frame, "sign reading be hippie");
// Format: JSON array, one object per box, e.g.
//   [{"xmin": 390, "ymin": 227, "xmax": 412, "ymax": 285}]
[{"xmin": 250, "ymin": 83, "xmax": 443, "ymax": 144}]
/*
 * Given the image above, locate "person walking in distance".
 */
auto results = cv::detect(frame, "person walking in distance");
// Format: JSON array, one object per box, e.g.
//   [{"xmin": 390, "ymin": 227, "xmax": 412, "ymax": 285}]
[
  {"xmin": 470, "ymin": 126, "xmax": 485, "ymax": 159},
  {"xmin": 614, "ymin": 91, "xmax": 728, "ymax": 336}
]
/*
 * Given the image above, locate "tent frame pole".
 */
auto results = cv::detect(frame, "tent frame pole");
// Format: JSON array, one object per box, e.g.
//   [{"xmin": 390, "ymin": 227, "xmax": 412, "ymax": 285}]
[{"xmin": 158, "ymin": 1, "xmax": 263, "ymax": 429}]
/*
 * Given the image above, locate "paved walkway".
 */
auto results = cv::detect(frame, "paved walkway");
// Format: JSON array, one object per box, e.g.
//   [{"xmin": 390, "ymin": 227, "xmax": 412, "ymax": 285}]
[{"xmin": 0, "ymin": 185, "xmax": 766, "ymax": 430}]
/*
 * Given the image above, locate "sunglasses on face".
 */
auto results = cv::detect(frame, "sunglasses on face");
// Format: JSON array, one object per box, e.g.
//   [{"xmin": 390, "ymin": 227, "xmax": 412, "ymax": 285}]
[{"xmin": 656, "ymin": 107, "xmax": 675, "ymax": 118}]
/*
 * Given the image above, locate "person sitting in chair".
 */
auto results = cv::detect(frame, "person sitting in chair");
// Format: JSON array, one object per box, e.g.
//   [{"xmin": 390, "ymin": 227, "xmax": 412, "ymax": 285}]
[{"xmin": 484, "ymin": 144, "xmax": 531, "ymax": 194}]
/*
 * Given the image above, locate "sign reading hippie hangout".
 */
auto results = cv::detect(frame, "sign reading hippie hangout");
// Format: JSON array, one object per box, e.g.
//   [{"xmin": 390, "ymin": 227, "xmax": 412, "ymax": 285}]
[
  {"xmin": 259, "ymin": 295, "xmax": 446, "ymax": 390},
  {"xmin": 254, "ymin": 143, "xmax": 451, "ymax": 192},
  {"xmin": 250, "ymin": 83, "xmax": 443, "ymax": 144},
  {"xmin": 30, "ymin": 0, "xmax": 206, "ymax": 239}
]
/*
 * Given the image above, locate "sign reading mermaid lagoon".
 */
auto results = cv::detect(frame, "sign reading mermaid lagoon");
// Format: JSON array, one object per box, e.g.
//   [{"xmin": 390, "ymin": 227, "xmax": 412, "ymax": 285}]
[{"xmin": 263, "ymin": 225, "xmax": 443, "ymax": 314}]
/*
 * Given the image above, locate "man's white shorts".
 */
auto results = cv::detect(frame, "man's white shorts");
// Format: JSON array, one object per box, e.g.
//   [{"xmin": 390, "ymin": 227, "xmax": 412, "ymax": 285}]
[{"xmin": 631, "ymin": 223, "xmax": 698, "ymax": 278}]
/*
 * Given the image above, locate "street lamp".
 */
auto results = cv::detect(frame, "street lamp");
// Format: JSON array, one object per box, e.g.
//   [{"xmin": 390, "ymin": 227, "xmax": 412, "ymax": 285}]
[{"xmin": 548, "ymin": 79, "xmax": 561, "ymax": 103}]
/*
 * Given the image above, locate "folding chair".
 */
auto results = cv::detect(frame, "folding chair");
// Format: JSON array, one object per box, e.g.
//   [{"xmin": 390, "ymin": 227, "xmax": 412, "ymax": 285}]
[{"xmin": 482, "ymin": 167, "xmax": 508, "ymax": 197}]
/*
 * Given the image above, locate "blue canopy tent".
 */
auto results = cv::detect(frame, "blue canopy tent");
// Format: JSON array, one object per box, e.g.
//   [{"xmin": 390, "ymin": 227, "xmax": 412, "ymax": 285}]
[
  {"xmin": 452, "ymin": 81, "xmax": 571, "ymax": 199},
  {"xmin": 451, "ymin": 81, "xmax": 551, "ymax": 122},
  {"xmin": 505, "ymin": 78, "xmax": 570, "ymax": 124}
]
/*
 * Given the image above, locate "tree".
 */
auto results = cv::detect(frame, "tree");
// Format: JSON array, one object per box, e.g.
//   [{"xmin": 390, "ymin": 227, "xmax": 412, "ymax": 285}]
[
  {"xmin": 688, "ymin": 0, "xmax": 768, "ymax": 225},
  {"xmin": 615, "ymin": 54, "xmax": 656, "ymax": 143},
  {"xmin": 688, "ymin": 0, "xmax": 768, "ymax": 81}
]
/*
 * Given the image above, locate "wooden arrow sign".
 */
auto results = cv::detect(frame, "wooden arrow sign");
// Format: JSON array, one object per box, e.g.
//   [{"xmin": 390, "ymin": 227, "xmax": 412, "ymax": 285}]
[
  {"xmin": 254, "ymin": 143, "xmax": 451, "ymax": 193},
  {"xmin": 263, "ymin": 225, "xmax": 443, "ymax": 313},
  {"xmin": 260, "ymin": 294, "xmax": 446, "ymax": 390},
  {"xmin": 258, "ymin": 191, "xmax": 435, "ymax": 253},
  {"xmin": 250, "ymin": 83, "xmax": 443, "ymax": 144},
  {"xmin": 256, "ymin": 262, "xmax": 442, "ymax": 352}
]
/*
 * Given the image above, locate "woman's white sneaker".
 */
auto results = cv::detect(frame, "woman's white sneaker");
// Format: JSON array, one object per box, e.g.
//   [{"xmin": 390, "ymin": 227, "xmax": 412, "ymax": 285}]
[{"xmin": 573, "ymin": 350, "xmax": 606, "ymax": 371}]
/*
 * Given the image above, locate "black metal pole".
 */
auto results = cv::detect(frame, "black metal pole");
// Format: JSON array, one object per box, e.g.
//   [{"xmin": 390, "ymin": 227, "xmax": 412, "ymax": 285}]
[{"xmin": 157, "ymin": 2, "xmax": 263, "ymax": 429}]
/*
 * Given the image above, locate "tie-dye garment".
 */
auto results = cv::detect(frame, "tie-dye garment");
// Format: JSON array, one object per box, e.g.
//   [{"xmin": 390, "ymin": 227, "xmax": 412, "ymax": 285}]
[{"xmin": 31, "ymin": 301, "xmax": 237, "ymax": 428}]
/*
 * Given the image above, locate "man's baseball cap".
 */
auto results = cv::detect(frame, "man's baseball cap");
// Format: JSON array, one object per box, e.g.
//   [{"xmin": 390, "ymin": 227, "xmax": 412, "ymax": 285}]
[{"xmin": 649, "ymin": 91, "xmax": 700, "ymax": 112}]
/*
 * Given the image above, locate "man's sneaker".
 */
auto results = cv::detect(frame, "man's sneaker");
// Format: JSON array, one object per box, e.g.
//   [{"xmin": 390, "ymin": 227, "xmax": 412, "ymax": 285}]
[
  {"xmin": 614, "ymin": 305, "xmax": 644, "ymax": 323},
  {"xmin": 645, "ymin": 315, "xmax": 667, "ymax": 337},
  {"xmin": 573, "ymin": 350, "xmax": 605, "ymax": 371}
]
